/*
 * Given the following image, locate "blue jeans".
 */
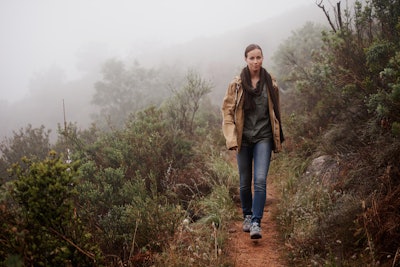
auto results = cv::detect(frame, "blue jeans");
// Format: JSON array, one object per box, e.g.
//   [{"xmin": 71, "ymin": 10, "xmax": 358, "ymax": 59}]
[{"xmin": 237, "ymin": 140, "xmax": 272, "ymax": 224}]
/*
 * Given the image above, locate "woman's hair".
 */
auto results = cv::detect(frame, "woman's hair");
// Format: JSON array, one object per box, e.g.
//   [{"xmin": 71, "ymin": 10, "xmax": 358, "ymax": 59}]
[{"xmin": 244, "ymin": 44, "xmax": 263, "ymax": 58}]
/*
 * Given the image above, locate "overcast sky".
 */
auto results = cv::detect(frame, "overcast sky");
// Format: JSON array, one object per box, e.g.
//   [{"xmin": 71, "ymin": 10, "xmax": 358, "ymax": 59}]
[{"xmin": 0, "ymin": 0, "xmax": 314, "ymax": 102}]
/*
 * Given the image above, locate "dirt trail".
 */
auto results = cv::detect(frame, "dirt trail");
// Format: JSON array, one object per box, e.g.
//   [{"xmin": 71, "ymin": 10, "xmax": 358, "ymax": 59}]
[{"xmin": 225, "ymin": 151, "xmax": 287, "ymax": 267}]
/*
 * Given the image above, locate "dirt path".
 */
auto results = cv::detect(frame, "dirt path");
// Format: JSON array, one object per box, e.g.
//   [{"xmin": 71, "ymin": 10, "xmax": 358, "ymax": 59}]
[{"xmin": 225, "ymin": 151, "xmax": 287, "ymax": 266}]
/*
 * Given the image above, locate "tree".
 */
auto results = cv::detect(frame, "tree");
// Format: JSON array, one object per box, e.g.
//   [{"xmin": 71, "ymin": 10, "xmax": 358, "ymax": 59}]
[
  {"xmin": 273, "ymin": 22, "xmax": 327, "ymax": 87},
  {"xmin": 272, "ymin": 21, "xmax": 336, "ymax": 142},
  {"xmin": 272, "ymin": 22, "xmax": 327, "ymax": 115},
  {"xmin": 0, "ymin": 125, "xmax": 51, "ymax": 184},
  {"xmin": 92, "ymin": 59, "xmax": 139, "ymax": 128},
  {"xmin": 165, "ymin": 69, "xmax": 212, "ymax": 134},
  {"xmin": 92, "ymin": 59, "xmax": 177, "ymax": 129},
  {"xmin": 372, "ymin": 0, "xmax": 400, "ymax": 41}
]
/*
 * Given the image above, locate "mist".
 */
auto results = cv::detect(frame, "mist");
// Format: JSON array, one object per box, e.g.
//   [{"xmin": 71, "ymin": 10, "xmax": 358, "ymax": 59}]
[{"xmin": 0, "ymin": 0, "xmax": 327, "ymax": 140}]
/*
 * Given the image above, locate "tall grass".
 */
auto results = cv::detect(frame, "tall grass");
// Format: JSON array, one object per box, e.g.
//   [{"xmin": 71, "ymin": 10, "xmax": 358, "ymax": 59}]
[
  {"xmin": 152, "ymin": 152, "xmax": 239, "ymax": 267},
  {"xmin": 272, "ymin": 152, "xmax": 369, "ymax": 266}
]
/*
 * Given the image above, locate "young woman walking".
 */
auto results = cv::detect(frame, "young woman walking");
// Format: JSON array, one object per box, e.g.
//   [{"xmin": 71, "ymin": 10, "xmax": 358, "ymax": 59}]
[{"xmin": 221, "ymin": 44, "xmax": 284, "ymax": 239}]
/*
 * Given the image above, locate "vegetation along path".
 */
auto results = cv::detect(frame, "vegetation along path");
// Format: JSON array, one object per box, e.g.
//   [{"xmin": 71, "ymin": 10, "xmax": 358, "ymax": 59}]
[{"xmin": 225, "ymin": 151, "xmax": 287, "ymax": 266}]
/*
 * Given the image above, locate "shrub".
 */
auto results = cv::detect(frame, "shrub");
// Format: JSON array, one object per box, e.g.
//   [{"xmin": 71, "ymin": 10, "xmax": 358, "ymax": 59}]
[
  {"xmin": 0, "ymin": 125, "xmax": 51, "ymax": 184},
  {"xmin": 0, "ymin": 152, "xmax": 102, "ymax": 266},
  {"xmin": 152, "ymin": 156, "xmax": 238, "ymax": 267},
  {"xmin": 70, "ymin": 106, "xmax": 212, "ymax": 265}
]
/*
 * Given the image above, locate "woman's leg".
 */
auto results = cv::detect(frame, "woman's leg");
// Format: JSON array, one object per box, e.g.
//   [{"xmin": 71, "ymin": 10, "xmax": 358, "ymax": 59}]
[
  {"xmin": 252, "ymin": 140, "xmax": 272, "ymax": 224},
  {"xmin": 237, "ymin": 145, "xmax": 253, "ymax": 217}
]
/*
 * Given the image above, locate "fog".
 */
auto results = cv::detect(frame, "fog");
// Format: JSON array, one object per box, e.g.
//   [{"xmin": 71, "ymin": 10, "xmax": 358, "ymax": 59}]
[{"xmin": 0, "ymin": 0, "xmax": 327, "ymax": 140}]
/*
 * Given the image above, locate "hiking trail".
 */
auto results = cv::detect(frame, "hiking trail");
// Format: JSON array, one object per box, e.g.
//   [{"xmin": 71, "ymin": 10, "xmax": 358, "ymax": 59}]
[{"xmin": 225, "ymin": 150, "xmax": 287, "ymax": 266}]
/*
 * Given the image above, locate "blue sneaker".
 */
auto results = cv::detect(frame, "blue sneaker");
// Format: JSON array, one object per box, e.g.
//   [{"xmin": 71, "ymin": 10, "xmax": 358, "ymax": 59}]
[
  {"xmin": 250, "ymin": 222, "xmax": 262, "ymax": 239},
  {"xmin": 242, "ymin": 215, "xmax": 252, "ymax": 232}
]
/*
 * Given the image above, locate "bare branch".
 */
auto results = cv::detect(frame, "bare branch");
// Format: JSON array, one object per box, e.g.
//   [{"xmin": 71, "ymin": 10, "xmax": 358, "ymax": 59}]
[
  {"xmin": 337, "ymin": 1, "xmax": 343, "ymax": 30},
  {"xmin": 49, "ymin": 227, "xmax": 96, "ymax": 261},
  {"xmin": 316, "ymin": 0, "xmax": 337, "ymax": 32}
]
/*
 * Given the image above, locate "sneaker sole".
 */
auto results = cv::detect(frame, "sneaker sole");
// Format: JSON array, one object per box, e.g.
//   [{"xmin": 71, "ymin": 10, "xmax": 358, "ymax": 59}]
[{"xmin": 250, "ymin": 233, "xmax": 262, "ymax": 239}]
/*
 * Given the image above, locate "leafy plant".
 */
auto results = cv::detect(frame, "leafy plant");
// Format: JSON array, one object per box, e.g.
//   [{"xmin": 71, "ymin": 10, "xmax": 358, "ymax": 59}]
[
  {"xmin": 273, "ymin": 1, "xmax": 400, "ymax": 265},
  {"xmin": 164, "ymin": 69, "xmax": 213, "ymax": 134},
  {"xmin": 0, "ymin": 125, "xmax": 51, "ymax": 184},
  {"xmin": 1, "ymin": 152, "xmax": 102, "ymax": 266}
]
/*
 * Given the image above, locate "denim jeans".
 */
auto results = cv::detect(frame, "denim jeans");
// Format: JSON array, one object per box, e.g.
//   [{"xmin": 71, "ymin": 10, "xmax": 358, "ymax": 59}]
[{"xmin": 237, "ymin": 140, "xmax": 272, "ymax": 224}]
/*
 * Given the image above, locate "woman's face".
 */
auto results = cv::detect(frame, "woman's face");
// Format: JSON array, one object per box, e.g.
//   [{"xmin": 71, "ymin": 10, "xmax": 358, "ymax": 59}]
[{"xmin": 245, "ymin": 48, "xmax": 263, "ymax": 73}]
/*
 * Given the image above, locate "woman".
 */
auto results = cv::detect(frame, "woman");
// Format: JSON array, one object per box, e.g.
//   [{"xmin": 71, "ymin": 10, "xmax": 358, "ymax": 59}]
[{"xmin": 221, "ymin": 44, "xmax": 284, "ymax": 239}]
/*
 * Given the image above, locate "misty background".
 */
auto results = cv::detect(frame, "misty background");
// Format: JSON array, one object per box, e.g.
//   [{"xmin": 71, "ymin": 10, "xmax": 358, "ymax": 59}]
[{"xmin": 0, "ymin": 0, "xmax": 327, "ymax": 140}]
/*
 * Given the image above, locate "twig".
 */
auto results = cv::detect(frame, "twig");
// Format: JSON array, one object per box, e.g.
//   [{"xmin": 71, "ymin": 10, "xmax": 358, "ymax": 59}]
[
  {"xmin": 362, "ymin": 200, "xmax": 376, "ymax": 264},
  {"xmin": 393, "ymin": 247, "xmax": 400, "ymax": 267},
  {"xmin": 48, "ymin": 227, "xmax": 96, "ymax": 261},
  {"xmin": 128, "ymin": 219, "xmax": 140, "ymax": 267},
  {"xmin": 212, "ymin": 222, "xmax": 218, "ymax": 259}
]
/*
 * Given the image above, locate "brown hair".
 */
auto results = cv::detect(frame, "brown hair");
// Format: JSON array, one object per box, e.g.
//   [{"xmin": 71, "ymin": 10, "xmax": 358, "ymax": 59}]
[{"xmin": 244, "ymin": 44, "xmax": 263, "ymax": 58}]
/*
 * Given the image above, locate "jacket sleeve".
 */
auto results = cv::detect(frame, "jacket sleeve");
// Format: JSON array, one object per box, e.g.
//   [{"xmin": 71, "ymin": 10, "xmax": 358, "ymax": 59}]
[
  {"xmin": 272, "ymin": 76, "xmax": 280, "ymax": 113},
  {"xmin": 221, "ymin": 81, "xmax": 238, "ymax": 150},
  {"xmin": 272, "ymin": 76, "xmax": 285, "ymax": 145}
]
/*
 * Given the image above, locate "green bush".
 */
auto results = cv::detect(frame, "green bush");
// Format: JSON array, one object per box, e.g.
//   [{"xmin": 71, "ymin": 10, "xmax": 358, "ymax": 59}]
[
  {"xmin": 0, "ymin": 125, "xmax": 51, "ymax": 184},
  {"xmin": 69, "ymin": 106, "xmax": 209, "ymax": 264},
  {"xmin": 0, "ymin": 152, "xmax": 102, "ymax": 266}
]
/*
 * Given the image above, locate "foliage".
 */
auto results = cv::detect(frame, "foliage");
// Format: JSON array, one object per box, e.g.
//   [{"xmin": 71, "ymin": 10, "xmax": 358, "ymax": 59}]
[
  {"xmin": 273, "ymin": 0, "xmax": 400, "ymax": 266},
  {"xmin": 0, "ymin": 64, "xmax": 229, "ymax": 266},
  {"xmin": 164, "ymin": 69, "xmax": 213, "ymax": 134},
  {"xmin": 192, "ymin": 96, "xmax": 225, "ymax": 150},
  {"xmin": 91, "ymin": 59, "xmax": 179, "ymax": 129},
  {"xmin": 272, "ymin": 22, "xmax": 327, "ymax": 94},
  {"xmin": 275, "ymin": 153, "xmax": 365, "ymax": 266},
  {"xmin": 368, "ymin": 50, "xmax": 400, "ymax": 130},
  {"xmin": 0, "ymin": 152, "xmax": 102, "ymax": 266},
  {"xmin": 70, "ymin": 106, "xmax": 190, "ymax": 263},
  {"xmin": 152, "ymin": 153, "xmax": 238, "ymax": 267},
  {"xmin": 61, "ymin": 100, "xmax": 226, "ymax": 265},
  {"xmin": 0, "ymin": 125, "xmax": 51, "ymax": 184}
]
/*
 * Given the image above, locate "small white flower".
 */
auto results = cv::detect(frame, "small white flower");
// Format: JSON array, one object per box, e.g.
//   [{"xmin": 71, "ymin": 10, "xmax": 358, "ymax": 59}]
[{"xmin": 183, "ymin": 218, "xmax": 190, "ymax": 226}]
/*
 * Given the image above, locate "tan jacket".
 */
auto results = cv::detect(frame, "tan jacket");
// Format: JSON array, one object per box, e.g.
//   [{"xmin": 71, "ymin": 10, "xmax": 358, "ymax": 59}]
[{"xmin": 221, "ymin": 76, "xmax": 283, "ymax": 153}]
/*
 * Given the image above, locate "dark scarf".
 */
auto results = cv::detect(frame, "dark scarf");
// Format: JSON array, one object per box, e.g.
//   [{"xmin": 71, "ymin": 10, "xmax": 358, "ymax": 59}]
[
  {"xmin": 240, "ymin": 66, "xmax": 284, "ymax": 142},
  {"xmin": 240, "ymin": 67, "xmax": 281, "ymax": 120},
  {"xmin": 240, "ymin": 66, "xmax": 265, "ymax": 111}
]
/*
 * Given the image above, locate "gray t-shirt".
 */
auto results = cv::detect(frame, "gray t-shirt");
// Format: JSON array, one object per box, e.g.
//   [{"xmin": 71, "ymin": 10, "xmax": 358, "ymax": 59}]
[{"xmin": 242, "ymin": 85, "xmax": 272, "ymax": 146}]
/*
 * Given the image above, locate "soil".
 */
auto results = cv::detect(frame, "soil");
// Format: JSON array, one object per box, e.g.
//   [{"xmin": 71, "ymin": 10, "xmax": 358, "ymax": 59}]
[{"xmin": 225, "ymin": 151, "xmax": 288, "ymax": 267}]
